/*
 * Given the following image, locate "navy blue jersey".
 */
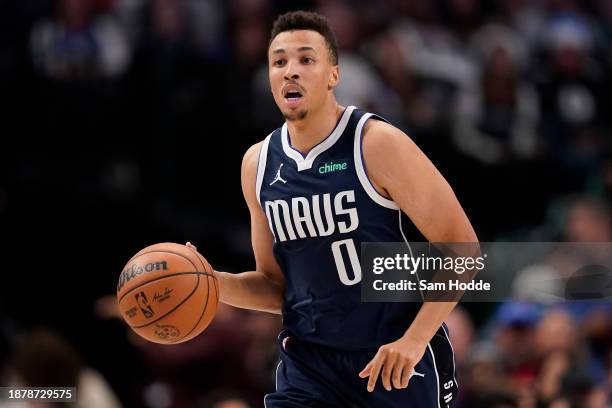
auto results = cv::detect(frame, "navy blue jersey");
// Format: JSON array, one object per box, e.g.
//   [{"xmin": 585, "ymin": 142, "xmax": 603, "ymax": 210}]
[{"xmin": 256, "ymin": 106, "xmax": 424, "ymax": 350}]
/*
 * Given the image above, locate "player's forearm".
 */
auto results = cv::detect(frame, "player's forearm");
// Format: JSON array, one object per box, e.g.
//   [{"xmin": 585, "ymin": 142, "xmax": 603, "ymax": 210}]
[
  {"xmin": 404, "ymin": 240, "xmax": 476, "ymax": 344},
  {"xmin": 403, "ymin": 301, "xmax": 457, "ymax": 346},
  {"xmin": 403, "ymin": 216, "xmax": 477, "ymax": 344},
  {"xmin": 214, "ymin": 270, "xmax": 284, "ymax": 314}
]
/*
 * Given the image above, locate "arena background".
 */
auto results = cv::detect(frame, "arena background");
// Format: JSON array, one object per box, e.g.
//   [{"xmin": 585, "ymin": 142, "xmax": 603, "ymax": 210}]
[{"xmin": 1, "ymin": 0, "xmax": 612, "ymax": 407}]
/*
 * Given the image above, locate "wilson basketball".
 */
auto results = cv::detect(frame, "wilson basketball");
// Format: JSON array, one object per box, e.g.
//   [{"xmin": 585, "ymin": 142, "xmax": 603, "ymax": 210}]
[{"xmin": 116, "ymin": 242, "xmax": 218, "ymax": 344}]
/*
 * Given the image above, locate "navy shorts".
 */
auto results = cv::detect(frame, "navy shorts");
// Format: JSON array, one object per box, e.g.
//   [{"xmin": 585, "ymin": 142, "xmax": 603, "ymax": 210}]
[{"xmin": 264, "ymin": 326, "xmax": 458, "ymax": 408}]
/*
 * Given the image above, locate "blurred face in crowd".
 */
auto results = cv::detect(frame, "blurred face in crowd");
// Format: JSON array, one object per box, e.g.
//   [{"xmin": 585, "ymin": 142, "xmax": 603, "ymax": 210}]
[
  {"xmin": 59, "ymin": 0, "xmax": 92, "ymax": 29},
  {"xmin": 565, "ymin": 201, "xmax": 612, "ymax": 242},
  {"xmin": 535, "ymin": 309, "xmax": 576, "ymax": 354},
  {"xmin": 151, "ymin": 0, "xmax": 184, "ymax": 40},
  {"xmin": 268, "ymin": 30, "xmax": 339, "ymax": 121}
]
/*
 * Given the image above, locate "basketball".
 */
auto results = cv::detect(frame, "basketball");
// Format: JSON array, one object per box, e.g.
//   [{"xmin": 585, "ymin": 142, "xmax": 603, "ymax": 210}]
[{"xmin": 116, "ymin": 242, "xmax": 218, "ymax": 344}]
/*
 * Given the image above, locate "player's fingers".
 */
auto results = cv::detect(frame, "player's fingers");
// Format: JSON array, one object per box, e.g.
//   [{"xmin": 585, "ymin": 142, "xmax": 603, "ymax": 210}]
[
  {"xmin": 367, "ymin": 353, "xmax": 385, "ymax": 392},
  {"xmin": 358, "ymin": 361, "xmax": 372, "ymax": 378},
  {"xmin": 381, "ymin": 350, "xmax": 398, "ymax": 391},
  {"xmin": 400, "ymin": 365, "xmax": 412, "ymax": 389},
  {"xmin": 185, "ymin": 242, "xmax": 198, "ymax": 251},
  {"xmin": 392, "ymin": 359, "xmax": 405, "ymax": 389}
]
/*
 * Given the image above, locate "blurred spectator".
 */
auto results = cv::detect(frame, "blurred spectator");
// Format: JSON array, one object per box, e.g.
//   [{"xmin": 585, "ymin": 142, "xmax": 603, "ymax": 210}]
[
  {"xmin": 461, "ymin": 304, "xmax": 611, "ymax": 407},
  {"xmin": 111, "ymin": 0, "xmax": 146, "ymax": 46},
  {"xmin": 563, "ymin": 196, "xmax": 611, "ymax": 242},
  {"xmin": 512, "ymin": 195, "xmax": 612, "ymax": 302},
  {"xmin": 493, "ymin": 302, "xmax": 541, "ymax": 387},
  {"xmin": 559, "ymin": 371, "xmax": 608, "ymax": 408},
  {"xmin": 534, "ymin": 12, "xmax": 608, "ymax": 170},
  {"xmin": 585, "ymin": 157, "xmax": 612, "ymax": 205},
  {"xmin": 196, "ymin": 389, "xmax": 252, "ymax": 408},
  {"xmin": 368, "ymin": 16, "xmax": 477, "ymax": 138},
  {"xmin": 29, "ymin": 0, "xmax": 131, "ymax": 80},
  {"xmin": 445, "ymin": 306, "xmax": 476, "ymax": 365},
  {"xmin": 185, "ymin": 0, "xmax": 227, "ymax": 59},
  {"xmin": 453, "ymin": 23, "xmax": 539, "ymax": 164},
  {"xmin": 512, "ymin": 263, "xmax": 567, "ymax": 304},
  {"xmin": 545, "ymin": 195, "xmax": 612, "ymax": 242},
  {"xmin": 443, "ymin": 0, "xmax": 484, "ymax": 41},
  {"xmin": 460, "ymin": 341, "xmax": 517, "ymax": 407},
  {"xmin": 533, "ymin": 308, "xmax": 608, "ymax": 407},
  {"xmin": 319, "ymin": 1, "xmax": 402, "ymax": 117},
  {"xmin": 595, "ymin": 0, "xmax": 612, "ymax": 44},
  {"xmin": 5, "ymin": 328, "xmax": 121, "ymax": 408},
  {"xmin": 0, "ymin": 312, "xmax": 15, "ymax": 389},
  {"xmin": 495, "ymin": 0, "xmax": 546, "ymax": 45}
]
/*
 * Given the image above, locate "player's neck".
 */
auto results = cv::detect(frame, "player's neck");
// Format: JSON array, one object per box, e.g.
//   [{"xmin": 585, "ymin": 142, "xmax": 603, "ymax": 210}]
[{"xmin": 286, "ymin": 100, "xmax": 344, "ymax": 155}]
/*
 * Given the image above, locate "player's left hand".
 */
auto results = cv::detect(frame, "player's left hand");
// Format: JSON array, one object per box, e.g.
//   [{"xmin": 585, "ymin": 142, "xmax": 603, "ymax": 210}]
[{"xmin": 359, "ymin": 334, "xmax": 427, "ymax": 392}]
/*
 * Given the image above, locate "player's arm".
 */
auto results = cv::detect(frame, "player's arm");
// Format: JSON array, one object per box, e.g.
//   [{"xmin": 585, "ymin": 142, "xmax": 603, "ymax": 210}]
[
  {"xmin": 189, "ymin": 143, "xmax": 285, "ymax": 314},
  {"xmin": 358, "ymin": 120, "xmax": 478, "ymax": 391}
]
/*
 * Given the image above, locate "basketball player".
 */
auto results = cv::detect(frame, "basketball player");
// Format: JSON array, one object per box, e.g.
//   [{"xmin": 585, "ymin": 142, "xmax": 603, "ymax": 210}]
[{"xmin": 188, "ymin": 11, "xmax": 477, "ymax": 407}]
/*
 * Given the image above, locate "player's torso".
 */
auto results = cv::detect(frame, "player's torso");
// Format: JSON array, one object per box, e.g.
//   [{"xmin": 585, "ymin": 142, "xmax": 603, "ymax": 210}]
[{"xmin": 257, "ymin": 106, "xmax": 422, "ymax": 350}]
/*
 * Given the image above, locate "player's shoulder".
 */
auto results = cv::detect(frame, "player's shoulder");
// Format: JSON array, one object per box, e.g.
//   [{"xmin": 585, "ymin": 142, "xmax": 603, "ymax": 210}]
[
  {"xmin": 243, "ymin": 141, "xmax": 263, "ymax": 170},
  {"xmin": 241, "ymin": 141, "xmax": 264, "ymax": 198},
  {"xmin": 362, "ymin": 114, "xmax": 415, "ymax": 156},
  {"xmin": 242, "ymin": 131, "xmax": 274, "ymax": 175}
]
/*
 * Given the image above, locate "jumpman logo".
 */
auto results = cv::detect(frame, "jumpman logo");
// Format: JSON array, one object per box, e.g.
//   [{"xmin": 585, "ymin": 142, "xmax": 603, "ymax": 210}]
[{"xmin": 270, "ymin": 163, "xmax": 287, "ymax": 185}]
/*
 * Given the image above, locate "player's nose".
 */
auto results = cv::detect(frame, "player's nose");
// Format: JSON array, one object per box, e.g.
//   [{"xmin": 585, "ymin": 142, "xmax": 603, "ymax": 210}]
[{"xmin": 283, "ymin": 61, "xmax": 299, "ymax": 81}]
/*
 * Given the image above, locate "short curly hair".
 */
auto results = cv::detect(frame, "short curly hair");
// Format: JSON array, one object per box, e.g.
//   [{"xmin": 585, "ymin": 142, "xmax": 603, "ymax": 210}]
[{"xmin": 269, "ymin": 11, "xmax": 339, "ymax": 65}]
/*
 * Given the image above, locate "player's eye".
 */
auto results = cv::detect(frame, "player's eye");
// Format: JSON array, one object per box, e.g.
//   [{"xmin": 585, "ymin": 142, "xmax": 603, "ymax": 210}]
[
  {"xmin": 302, "ymin": 56, "xmax": 314, "ymax": 64},
  {"xmin": 274, "ymin": 59, "xmax": 286, "ymax": 67}
]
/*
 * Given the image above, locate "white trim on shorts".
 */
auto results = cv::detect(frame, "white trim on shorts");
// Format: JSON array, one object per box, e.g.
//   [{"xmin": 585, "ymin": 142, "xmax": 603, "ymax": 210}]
[
  {"xmin": 427, "ymin": 342, "xmax": 442, "ymax": 408},
  {"xmin": 263, "ymin": 359, "xmax": 283, "ymax": 408},
  {"xmin": 442, "ymin": 324, "xmax": 459, "ymax": 389}
]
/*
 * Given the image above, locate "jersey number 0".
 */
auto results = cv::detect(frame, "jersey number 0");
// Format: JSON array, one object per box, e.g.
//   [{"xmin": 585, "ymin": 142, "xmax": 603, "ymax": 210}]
[{"xmin": 331, "ymin": 238, "xmax": 362, "ymax": 285}]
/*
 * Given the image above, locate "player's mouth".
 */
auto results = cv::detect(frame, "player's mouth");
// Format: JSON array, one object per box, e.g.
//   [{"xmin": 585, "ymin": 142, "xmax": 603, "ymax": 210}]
[{"xmin": 282, "ymin": 86, "xmax": 303, "ymax": 109}]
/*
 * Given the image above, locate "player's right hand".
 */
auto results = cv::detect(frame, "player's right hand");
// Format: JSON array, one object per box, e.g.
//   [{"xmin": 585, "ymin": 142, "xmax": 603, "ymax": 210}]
[
  {"xmin": 359, "ymin": 334, "xmax": 427, "ymax": 392},
  {"xmin": 186, "ymin": 242, "xmax": 219, "ymax": 280},
  {"xmin": 186, "ymin": 241, "xmax": 207, "ymax": 260}
]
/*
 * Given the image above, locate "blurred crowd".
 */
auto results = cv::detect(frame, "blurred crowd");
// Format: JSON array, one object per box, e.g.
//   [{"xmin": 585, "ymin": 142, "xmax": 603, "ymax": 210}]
[{"xmin": 1, "ymin": 0, "xmax": 612, "ymax": 407}]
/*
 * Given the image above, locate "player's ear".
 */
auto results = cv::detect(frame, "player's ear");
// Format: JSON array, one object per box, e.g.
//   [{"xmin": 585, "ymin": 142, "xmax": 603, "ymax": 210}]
[{"xmin": 328, "ymin": 65, "xmax": 340, "ymax": 90}]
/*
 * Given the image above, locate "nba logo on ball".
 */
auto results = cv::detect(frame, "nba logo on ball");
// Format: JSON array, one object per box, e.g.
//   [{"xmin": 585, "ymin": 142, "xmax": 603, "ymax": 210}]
[{"xmin": 135, "ymin": 291, "xmax": 154, "ymax": 318}]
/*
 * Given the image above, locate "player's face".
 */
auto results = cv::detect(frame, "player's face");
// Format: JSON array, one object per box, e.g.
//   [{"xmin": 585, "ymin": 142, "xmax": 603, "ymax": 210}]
[{"xmin": 268, "ymin": 30, "xmax": 339, "ymax": 121}]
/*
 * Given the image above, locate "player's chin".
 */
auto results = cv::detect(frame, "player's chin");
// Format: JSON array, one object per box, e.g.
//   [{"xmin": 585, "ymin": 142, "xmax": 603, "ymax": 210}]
[{"xmin": 282, "ymin": 108, "xmax": 308, "ymax": 121}]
